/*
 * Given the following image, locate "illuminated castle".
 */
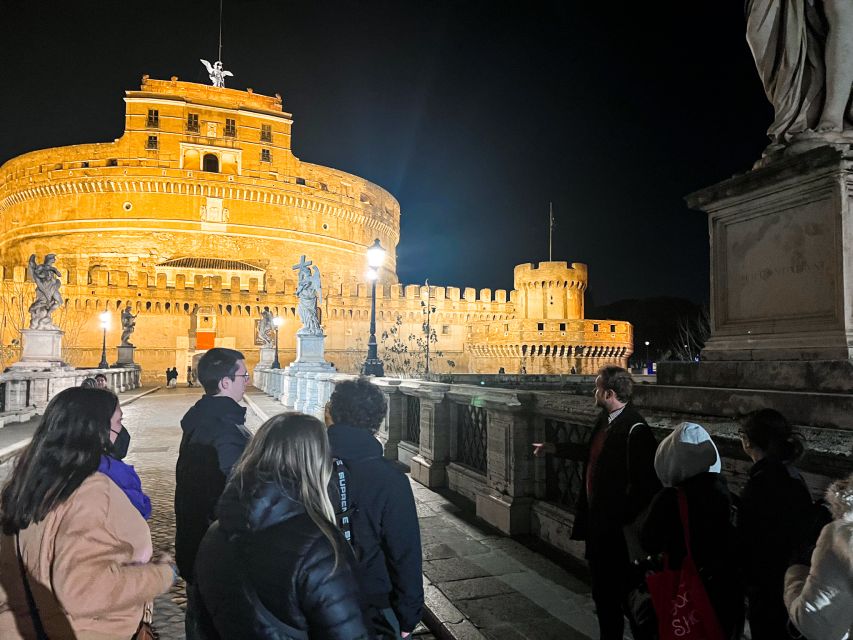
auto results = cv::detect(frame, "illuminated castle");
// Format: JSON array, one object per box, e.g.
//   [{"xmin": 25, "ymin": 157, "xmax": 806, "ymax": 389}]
[{"xmin": 0, "ymin": 76, "xmax": 632, "ymax": 379}]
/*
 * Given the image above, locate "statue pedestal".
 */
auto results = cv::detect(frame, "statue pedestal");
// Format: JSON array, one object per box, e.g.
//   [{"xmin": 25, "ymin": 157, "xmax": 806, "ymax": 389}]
[
  {"xmin": 11, "ymin": 329, "xmax": 66, "ymax": 369},
  {"xmin": 295, "ymin": 332, "xmax": 328, "ymax": 365},
  {"xmin": 687, "ymin": 146, "xmax": 853, "ymax": 364},
  {"xmin": 114, "ymin": 345, "xmax": 138, "ymax": 367},
  {"xmin": 258, "ymin": 346, "xmax": 276, "ymax": 366}
]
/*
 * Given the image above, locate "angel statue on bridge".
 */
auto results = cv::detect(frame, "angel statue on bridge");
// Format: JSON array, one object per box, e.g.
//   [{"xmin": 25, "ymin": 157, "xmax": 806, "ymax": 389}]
[
  {"xmin": 27, "ymin": 254, "xmax": 63, "ymax": 331},
  {"xmin": 293, "ymin": 256, "xmax": 323, "ymax": 336}
]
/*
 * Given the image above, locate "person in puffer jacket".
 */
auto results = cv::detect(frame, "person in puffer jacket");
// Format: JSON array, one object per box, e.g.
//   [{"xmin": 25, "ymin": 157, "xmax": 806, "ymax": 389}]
[
  {"xmin": 196, "ymin": 412, "xmax": 370, "ymax": 640},
  {"xmin": 784, "ymin": 472, "xmax": 853, "ymax": 640}
]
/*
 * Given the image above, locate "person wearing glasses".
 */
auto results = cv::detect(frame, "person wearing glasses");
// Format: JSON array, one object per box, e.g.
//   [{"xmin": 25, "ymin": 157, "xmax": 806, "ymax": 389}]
[{"xmin": 175, "ymin": 347, "xmax": 252, "ymax": 639}]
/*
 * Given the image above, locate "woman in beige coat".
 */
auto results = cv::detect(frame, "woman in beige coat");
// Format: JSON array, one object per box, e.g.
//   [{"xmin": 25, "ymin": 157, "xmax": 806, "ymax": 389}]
[{"xmin": 0, "ymin": 387, "xmax": 175, "ymax": 639}]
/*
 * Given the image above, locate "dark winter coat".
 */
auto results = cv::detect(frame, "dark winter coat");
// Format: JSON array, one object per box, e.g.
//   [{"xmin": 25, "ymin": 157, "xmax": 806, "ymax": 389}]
[
  {"xmin": 196, "ymin": 478, "xmax": 370, "ymax": 640},
  {"xmin": 174, "ymin": 394, "xmax": 251, "ymax": 581},
  {"xmin": 737, "ymin": 457, "xmax": 815, "ymax": 638},
  {"xmin": 327, "ymin": 424, "xmax": 424, "ymax": 632},
  {"xmin": 553, "ymin": 405, "xmax": 660, "ymax": 542},
  {"xmin": 639, "ymin": 473, "xmax": 745, "ymax": 638}
]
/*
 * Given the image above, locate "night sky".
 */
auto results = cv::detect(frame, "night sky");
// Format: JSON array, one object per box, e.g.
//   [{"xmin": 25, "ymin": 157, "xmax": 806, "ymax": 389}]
[{"xmin": 0, "ymin": 1, "xmax": 771, "ymax": 305}]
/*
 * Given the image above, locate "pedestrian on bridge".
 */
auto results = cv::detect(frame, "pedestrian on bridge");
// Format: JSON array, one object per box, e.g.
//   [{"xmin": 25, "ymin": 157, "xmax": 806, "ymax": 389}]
[
  {"xmin": 175, "ymin": 347, "xmax": 252, "ymax": 640},
  {"xmin": 196, "ymin": 412, "xmax": 370, "ymax": 639},
  {"xmin": 0, "ymin": 387, "xmax": 176, "ymax": 639}
]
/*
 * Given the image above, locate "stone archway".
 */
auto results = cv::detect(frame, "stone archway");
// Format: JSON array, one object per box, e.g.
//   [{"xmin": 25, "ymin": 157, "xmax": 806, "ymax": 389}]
[{"xmin": 203, "ymin": 153, "xmax": 219, "ymax": 173}]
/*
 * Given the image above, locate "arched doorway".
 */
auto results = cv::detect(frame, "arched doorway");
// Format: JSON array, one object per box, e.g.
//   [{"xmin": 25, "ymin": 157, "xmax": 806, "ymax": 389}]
[{"xmin": 203, "ymin": 153, "xmax": 219, "ymax": 173}]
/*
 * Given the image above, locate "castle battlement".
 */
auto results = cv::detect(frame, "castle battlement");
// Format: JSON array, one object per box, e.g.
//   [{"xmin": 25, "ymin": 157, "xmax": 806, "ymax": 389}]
[{"xmin": 136, "ymin": 76, "xmax": 285, "ymax": 115}]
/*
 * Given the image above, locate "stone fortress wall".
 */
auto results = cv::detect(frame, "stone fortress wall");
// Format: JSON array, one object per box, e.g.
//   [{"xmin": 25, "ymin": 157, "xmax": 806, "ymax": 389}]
[{"xmin": 0, "ymin": 77, "xmax": 633, "ymax": 380}]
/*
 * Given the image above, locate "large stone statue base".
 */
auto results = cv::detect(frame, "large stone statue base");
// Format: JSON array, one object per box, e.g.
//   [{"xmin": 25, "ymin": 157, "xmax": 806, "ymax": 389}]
[
  {"xmin": 114, "ymin": 345, "xmax": 138, "ymax": 367},
  {"xmin": 258, "ymin": 346, "xmax": 276, "ymax": 366},
  {"xmin": 294, "ymin": 332, "xmax": 327, "ymax": 365},
  {"xmin": 687, "ymin": 146, "xmax": 853, "ymax": 363},
  {"xmin": 11, "ymin": 329, "xmax": 67, "ymax": 369},
  {"xmin": 280, "ymin": 332, "xmax": 335, "ymax": 415}
]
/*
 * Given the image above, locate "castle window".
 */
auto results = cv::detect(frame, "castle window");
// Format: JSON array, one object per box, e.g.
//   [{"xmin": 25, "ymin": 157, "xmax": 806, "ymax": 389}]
[
  {"xmin": 225, "ymin": 118, "xmax": 236, "ymax": 137},
  {"xmin": 442, "ymin": 325, "xmax": 450, "ymax": 335},
  {"xmin": 560, "ymin": 323, "xmax": 566, "ymax": 331},
  {"xmin": 203, "ymin": 153, "xmax": 219, "ymax": 173},
  {"xmin": 261, "ymin": 149, "xmax": 271, "ymax": 163},
  {"xmin": 107, "ymin": 159, "xmax": 118, "ymax": 167},
  {"xmin": 610, "ymin": 324, "xmax": 616, "ymax": 332},
  {"xmin": 146, "ymin": 135, "xmax": 158, "ymax": 150},
  {"xmin": 81, "ymin": 161, "xmax": 89, "ymax": 168},
  {"xmin": 260, "ymin": 124, "xmax": 272, "ymax": 142},
  {"xmin": 593, "ymin": 323, "xmax": 599, "ymax": 332},
  {"xmin": 187, "ymin": 113, "xmax": 200, "ymax": 133},
  {"xmin": 537, "ymin": 323, "xmax": 544, "ymax": 331},
  {"xmin": 146, "ymin": 109, "xmax": 159, "ymax": 128},
  {"xmin": 296, "ymin": 177, "xmax": 306, "ymax": 185}
]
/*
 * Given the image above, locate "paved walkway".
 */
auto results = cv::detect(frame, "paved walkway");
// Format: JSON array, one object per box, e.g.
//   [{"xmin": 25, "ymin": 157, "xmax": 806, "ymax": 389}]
[{"xmin": 0, "ymin": 387, "xmax": 616, "ymax": 639}]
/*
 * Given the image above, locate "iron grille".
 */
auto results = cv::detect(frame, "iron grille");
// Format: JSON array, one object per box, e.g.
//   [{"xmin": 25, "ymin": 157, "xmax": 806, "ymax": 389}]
[
  {"xmin": 544, "ymin": 418, "xmax": 592, "ymax": 512},
  {"xmin": 0, "ymin": 382, "xmax": 5, "ymax": 412},
  {"xmin": 456, "ymin": 404, "xmax": 487, "ymax": 473},
  {"xmin": 404, "ymin": 396, "xmax": 421, "ymax": 445}
]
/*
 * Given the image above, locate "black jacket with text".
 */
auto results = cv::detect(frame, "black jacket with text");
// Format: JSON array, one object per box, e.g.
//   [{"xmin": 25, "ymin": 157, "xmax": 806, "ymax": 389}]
[{"xmin": 327, "ymin": 424, "xmax": 424, "ymax": 633}]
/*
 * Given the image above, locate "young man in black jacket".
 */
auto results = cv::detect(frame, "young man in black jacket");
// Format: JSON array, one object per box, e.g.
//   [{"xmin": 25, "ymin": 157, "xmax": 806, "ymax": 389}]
[
  {"xmin": 327, "ymin": 378, "xmax": 424, "ymax": 638},
  {"xmin": 533, "ymin": 365, "xmax": 660, "ymax": 640},
  {"xmin": 174, "ymin": 347, "xmax": 252, "ymax": 640}
]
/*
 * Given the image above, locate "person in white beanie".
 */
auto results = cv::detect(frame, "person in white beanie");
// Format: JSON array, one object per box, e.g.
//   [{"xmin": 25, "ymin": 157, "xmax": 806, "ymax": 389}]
[
  {"xmin": 639, "ymin": 422, "xmax": 744, "ymax": 639},
  {"xmin": 784, "ymin": 472, "xmax": 853, "ymax": 640}
]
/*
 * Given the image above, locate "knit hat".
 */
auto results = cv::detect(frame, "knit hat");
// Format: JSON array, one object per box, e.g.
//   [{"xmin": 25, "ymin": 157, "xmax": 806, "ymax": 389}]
[{"xmin": 654, "ymin": 422, "xmax": 722, "ymax": 487}]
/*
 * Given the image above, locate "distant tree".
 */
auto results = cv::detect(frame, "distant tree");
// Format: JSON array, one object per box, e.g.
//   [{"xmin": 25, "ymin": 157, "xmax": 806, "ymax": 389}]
[
  {"xmin": 380, "ymin": 313, "xmax": 445, "ymax": 378},
  {"xmin": 667, "ymin": 305, "xmax": 710, "ymax": 361}
]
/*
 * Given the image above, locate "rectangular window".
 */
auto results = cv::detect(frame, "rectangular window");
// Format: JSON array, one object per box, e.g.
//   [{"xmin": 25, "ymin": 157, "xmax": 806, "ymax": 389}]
[
  {"xmin": 260, "ymin": 124, "xmax": 272, "ymax": 142},
  {"xmin": 295, "ymin": 177, "xmax": 306, "ymax": 185},
  {"xmin": 81, "ymin": 161, "xmax": 89, "ymax": 168},
  {"xmin": 537, "ymin": 322, "xmax": 544, "ymax": 331},
  {"xmin": 146, "ymin": 135, "xmax": 158, "ymax": 150},
  {"xmin": 610, "ymin": 324, "xmax": 616, "ymax": 332},
  {"xmin": 107, "ymin": 159, "xmax": 118, "ymax": 167},
  {"xmin": 559, "ymin": 323, "xmax": 566, "ymax": 331},
  {"xmin": 261, "ymin": 148, "xmax": 271, "ymax": 162},
  {"xmin": 187, "ymin": 113, "xmax": 199, "ymax": 133},
  {"xmin": 146, "ymin": 109, "xmax": 159, "ymax": 128},
  {"xmin": 442, "ymin": 325, "xmax": 450, "ymax": 335},
  {"xmin": 593, "ymin": 323, "xmax": 599, "ymax": 332},
  {"xmin": 225, "ymin": 118, "xmax": 236, "ymax": 137}
]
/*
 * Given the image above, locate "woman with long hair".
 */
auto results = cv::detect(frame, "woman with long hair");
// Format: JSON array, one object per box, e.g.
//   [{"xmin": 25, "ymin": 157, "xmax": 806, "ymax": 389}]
[
  {"xmin": 737, "ymin": 408, "xmax": 816, "ymax": 639},
  {"xmin": 196, "ymin": 412, "xmax": 369, "ymax": 639},
  {"xmin": 0, "ymin": 387, "xmax": 175, "ymax": 639}
]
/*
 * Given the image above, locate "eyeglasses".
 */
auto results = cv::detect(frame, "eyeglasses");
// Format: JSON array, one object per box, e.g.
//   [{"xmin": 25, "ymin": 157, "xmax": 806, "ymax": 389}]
[{"xmin": 234, "ymin": 373, "xmax": 250, "ymax": 380}]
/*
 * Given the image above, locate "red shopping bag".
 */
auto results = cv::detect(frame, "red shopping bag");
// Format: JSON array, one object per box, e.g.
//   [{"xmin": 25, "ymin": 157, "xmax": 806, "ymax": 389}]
[{"xmin": 645, "ymin": 489, "xmax": 726, "ymax": 640}]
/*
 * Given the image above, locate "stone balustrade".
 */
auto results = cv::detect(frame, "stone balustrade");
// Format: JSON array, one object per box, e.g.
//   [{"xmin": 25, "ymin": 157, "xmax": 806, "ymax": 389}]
[
  {"xmin": 253, "ymin": 371, "xmax": 853, "ymax": 562},
  {"xmin": 0, "ymin": 367, "xmax": 142, "ymax": 425}
]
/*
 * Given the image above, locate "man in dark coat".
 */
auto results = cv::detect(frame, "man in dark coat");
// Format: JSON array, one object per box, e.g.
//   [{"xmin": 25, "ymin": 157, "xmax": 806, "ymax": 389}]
[
  {"xmin": 174, "ymin": 347, "xmax": 252, "ymax": 639},
  {"xmin": 327, "ymin": 378, "xmax": 424, "ymax": 638},
  {"xmin": 533, "ymin": 365, "xmax": 660, "ymax": 640}
]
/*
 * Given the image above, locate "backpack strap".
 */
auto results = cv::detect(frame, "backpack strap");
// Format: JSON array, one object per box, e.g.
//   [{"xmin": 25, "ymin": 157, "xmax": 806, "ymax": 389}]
[{"xmin": 333, "ymin": 457, "xmax": 355, "ymax": 546}]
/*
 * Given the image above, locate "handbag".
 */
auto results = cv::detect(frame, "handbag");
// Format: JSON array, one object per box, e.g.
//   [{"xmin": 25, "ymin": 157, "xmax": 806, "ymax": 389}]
[
  {"xmin": 645, "ymin": 489, "xmax": 726, "ymax": 640},
  {"xmin": 132, "ymin": 602, "xmax": 157, "ymax": 640}
]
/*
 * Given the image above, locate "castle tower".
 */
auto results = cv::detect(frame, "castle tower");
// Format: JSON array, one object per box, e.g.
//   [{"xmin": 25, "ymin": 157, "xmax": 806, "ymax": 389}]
[{"xmin": 513, "ymin": 262, "xmax": 587, "ymax": 321}]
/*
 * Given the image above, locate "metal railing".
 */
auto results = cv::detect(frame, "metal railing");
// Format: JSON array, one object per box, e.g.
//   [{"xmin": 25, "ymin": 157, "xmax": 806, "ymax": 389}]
[
  {"xmin": 543, "ymin": 418, "xmax": 591, "ymax": 512},
  {"xmin": 404, "ymin": 395, "xmax": 421, "ymax": 444},
  {"xmin": 455, "ymin": 403, "xmax": 487, "ymax": 473}
]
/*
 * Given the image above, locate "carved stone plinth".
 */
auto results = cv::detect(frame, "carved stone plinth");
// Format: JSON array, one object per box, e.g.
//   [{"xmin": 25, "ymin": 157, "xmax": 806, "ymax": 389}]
[
  {"xmin": 11, "ymin": 329, "xmax": 66, "ymax": 369},
  {"xmin": 294, "ymin": 333, "xmax": 326, "ymax": 364},
  {"xmin": 114, "ymin": 345, "xmax": 137, "ymax": 366},
  {"xmin": 258, "ymin": 346, "xmax": 275, "ymax": 366},
  {"xmin": 688, "ymin": 147, "xmax": 853, "ymax": 363}
]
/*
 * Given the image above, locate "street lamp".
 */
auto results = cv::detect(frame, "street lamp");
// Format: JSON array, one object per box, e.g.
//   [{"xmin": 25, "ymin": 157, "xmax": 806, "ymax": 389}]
[
  {"xmin": 362, "ymin": 238, "xmax": 386, "ymax": 377},
  {"xmin": 644, "ymin": 340, "xmax": 650, "ymax": 373},
  {"xmin": 98, "ymin": 311, "xmax": 111, "ymax": 369},
  {"xmin": 421, "ymin": 279, "xmax": 436, "ymax": 377},
  {"xmin": 271, "ymin": 315, "xmax": 283, "ymax": 369}
]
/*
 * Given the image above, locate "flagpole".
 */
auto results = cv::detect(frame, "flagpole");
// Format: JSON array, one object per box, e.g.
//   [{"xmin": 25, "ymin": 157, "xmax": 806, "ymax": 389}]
[{"xmin": 549, "ymin": 202, "xmax": 553, "ymax": 262}]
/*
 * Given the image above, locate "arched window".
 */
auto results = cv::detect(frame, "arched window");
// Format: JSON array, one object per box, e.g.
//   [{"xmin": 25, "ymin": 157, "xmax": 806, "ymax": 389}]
[{"xmin": 203, "ymin": 153, "xmax": 219, "ymax": 173}]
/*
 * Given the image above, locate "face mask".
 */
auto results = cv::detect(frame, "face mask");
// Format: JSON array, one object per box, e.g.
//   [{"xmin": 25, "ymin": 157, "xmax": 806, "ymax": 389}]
[{"xmin": 110, "ymin": 426, "xmax": 131, "ymax": 460}]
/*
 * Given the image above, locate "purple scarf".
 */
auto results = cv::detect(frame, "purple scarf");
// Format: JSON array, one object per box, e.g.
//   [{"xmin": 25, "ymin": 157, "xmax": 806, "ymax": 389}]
[{"xmin": 98, "ymin": 456, "xmax": 152, "ymax": 520}]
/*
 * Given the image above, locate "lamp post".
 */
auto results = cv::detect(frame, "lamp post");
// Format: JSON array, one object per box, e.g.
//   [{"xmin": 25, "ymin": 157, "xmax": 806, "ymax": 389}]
[
  {"xmin": 421, "ymin": 279, "xmax": 436, "ymax": 377},
  {"xmin": 98, "ymin": 311, "xmax": 111, "ymax": 369},
  {"xmin": 362, "ymin": 238, "xmax": 386, "ymax": 377},
  {"xmin": 271, "ymin": 315, "xmax": 283, "ymax": 369},
  {"xmin": 644, "ymin": 340, "xmax": 650, "ymax": 374}
]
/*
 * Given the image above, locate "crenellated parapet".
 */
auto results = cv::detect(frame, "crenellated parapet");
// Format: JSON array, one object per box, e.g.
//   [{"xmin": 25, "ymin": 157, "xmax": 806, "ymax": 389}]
[{"xmin": 513, "ymin": 261, "xmax": 588, "ymax": 321}]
